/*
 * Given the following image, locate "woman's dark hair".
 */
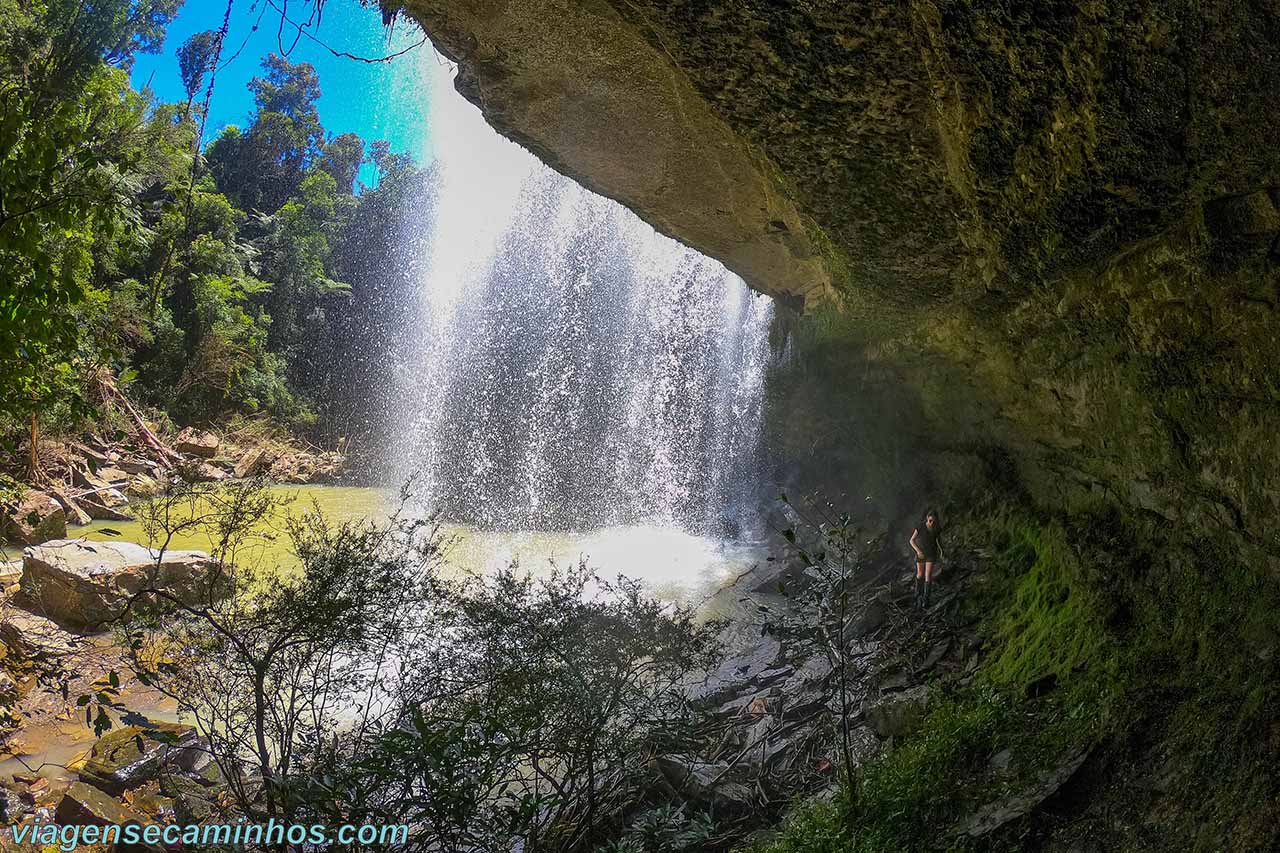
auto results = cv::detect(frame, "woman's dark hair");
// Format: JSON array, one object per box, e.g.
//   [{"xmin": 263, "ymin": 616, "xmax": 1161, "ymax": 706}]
[{"xmin": 924, "ymin": 508, "xmax": 940, "ymax": 523}]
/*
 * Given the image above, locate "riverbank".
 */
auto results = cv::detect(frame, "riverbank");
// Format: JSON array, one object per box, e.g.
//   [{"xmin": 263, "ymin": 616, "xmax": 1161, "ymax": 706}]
[{"xmin": 1, "ymin": 415, "xmax": 345, "ymax": 557}]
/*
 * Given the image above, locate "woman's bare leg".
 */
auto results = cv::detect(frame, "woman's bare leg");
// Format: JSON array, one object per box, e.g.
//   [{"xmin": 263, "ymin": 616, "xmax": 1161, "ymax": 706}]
[{"xmin": 924, "ymin": 561, "xmax": 935, "ymax": 582}]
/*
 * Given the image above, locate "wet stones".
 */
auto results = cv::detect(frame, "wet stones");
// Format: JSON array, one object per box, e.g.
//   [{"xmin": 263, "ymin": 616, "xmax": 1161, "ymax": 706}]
[
  {"xmin": 960, "ymin": 748, "xmax": 1091, "ymax": 837},
  {"xmin": 654, "ymin": 755, "xmax": 753, "ymax": 811},
  {"xmin": 851, "ymin": 591, "xmax": 891, "ymax": 638},
  {"xmin": 78, "ymin": 723, "xmax": 205, "ymax": 796},
  {"xmin": 689, "ymin": 635, "xmax": 784, "ymax": 706}
]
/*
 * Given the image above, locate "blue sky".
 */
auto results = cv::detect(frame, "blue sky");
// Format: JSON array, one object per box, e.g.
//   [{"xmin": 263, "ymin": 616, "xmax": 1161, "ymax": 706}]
[{"xmin": 131, "ymin": 0, "xmax": 435, "ymax": 186}]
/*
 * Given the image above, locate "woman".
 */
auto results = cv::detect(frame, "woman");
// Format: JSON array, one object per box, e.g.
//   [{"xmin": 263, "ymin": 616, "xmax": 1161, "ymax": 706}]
[{"xmin": 910, "ymin": 509, "xmax": 943, "ymax": 609}]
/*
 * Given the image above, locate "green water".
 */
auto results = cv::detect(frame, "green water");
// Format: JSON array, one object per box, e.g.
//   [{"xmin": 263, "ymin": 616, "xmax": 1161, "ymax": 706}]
[
  {"xmin": 80, "ymin": 484, "xmax": 391, "ymax": 556},
  {"xmin": 76, "ymin": 485, "xmax": 765, "ymax": 607}
]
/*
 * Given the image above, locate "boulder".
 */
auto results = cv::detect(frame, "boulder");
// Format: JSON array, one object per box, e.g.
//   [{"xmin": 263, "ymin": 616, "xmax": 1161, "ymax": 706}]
[
  {"xmin": 864, "ymin": 685, "xmax": 931, "ymax": 738},
  {"xmin": 745, "ymin": 556, "xmax": 818, "ymax": 596},
  {"xmin": 0, "ymin": 608, "xmax": 80, "ymax": 657},
  {"xmin": 234, "ymin": 447, "xmax": 276, "ymax": 479},
  {"xmin": 2, "ymin": 490, "xmax": 66, "ymax": 546},
  {"xmin": 194, "ymin": 462, "xmax": 228, "ymax": 482},
  {"xmin": 96, "ymin": 486, "xmax": 130, "ymax": 509},
  {"xmin": 1206, "ymin": 191, "xmax": 1280, "ymax": 238},
  {"xmin": 921, "ymin": 638, "xmax": 952, "ymax": 672},
  {"xmin": 80, "ymin": 494, "xmax": 133, "ymax": 522},
  {"xmin": 73, "ymin": 466, "xmax": 131, "ymax": 491},
  {"xmin": 125, "ymin": 474, "xmax": 161, "ymax": 499},
  {"xmin": 70, "ymin": 442, "xmax": 115, "ymax": 466},
  {"xmin": 851, "ymin": 592, "xmax": 890, "ymax": 638},
  {"xmin": 53, "ymin": 783, "xmax": 169, "ymax": 851},
  {"xmin": 0, "ymin": 558, "xmax": 23, "ymax": 586},
  {"xmin": 688, "ymin": 636, "xmax": 783, "ymax": 704},
  {"xmin": 115, "ymin": 458, "xmax": 158, "ymax": 475},
  {"xmin": 21, "ymin": 540, "xmax": 222, "ymax": 630},
  {"xmin": 54, "ymin": 780, "xmax": 147, "ymax": 826},
  {"xmin": 655, "ymin": 755, "xmax": 753, "ymax": 811},
  {"xmin": 79, "ymin": 722, "xmax": 205, "ymax": 795},
  {"xmin": 48, "ymin": 489, "xmax": 93, "ymax": 526},
  {"xmin": 961, "ymin": 748, "xmax": 1091, "ymax": 837},
  {"xmin": 162, "ymin": 774, "xmax": 222, "ymax": 824},
  {"xmin": 175, "ymin": 428, "xmax": 220, "ymax": 459},
  {"xmin": 777, "ymin": 656, "xmax": 835, "ymax": 718}
]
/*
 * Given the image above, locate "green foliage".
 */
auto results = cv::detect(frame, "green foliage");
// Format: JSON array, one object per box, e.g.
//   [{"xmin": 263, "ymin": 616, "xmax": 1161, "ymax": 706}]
[
  {"xmin": 299, "ymin": 561, "xmax": 724, "ymax": 852},
  {"xmin": 318, "ymin": 131, "xmax": 366, "ymax": 193},
  {"xmin": 601, "ymin": 805, "xmax": 719, "ymax": 853},
  {"xmin": 0, "ymin": 15, "xmax": 428, "ymax": 448},
  {"xmin": 207, "ymin": 53, "xmax": 325, "ymax": 213},
  {"xmin": 176, "ymin": 29, "xmax": 218, "ymax": 103},
  {"xmin": 0, "ymin": 0, "xmax": 182, "ymax": 459},
  {"xmin": 746, "ymin": 797, "xmax": 852, "ymax": 853},
  {"xmin": 852, "ymin": 687, "xmax": 1008, "ymax": 850}
]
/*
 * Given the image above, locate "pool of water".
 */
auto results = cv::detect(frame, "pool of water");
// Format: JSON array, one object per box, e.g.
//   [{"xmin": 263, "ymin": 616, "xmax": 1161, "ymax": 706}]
[
  {"xmin": 75, "ymin": 485, "xmax": 766, "ymax": 607},
  {"xmin": 6, "ymin": 486, "xmax": 767, "ymax": 787}
]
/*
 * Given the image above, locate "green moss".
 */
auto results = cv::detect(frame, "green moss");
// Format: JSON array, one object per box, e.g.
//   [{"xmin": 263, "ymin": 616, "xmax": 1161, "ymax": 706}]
[
  {"xmin": 746, "ymin": 687, "xmax": 1003, "ymax": 852},
  {"xmin": 750, "ymin": 676, "xmax": 1109, "ymax": 853},
  {"xmin": 852, "ymin": 686, "xmax": 1008, "ymax": 850},
  {"xmin": 984, "ymin": 520, "xmax": 1113, "ymax": 689},
  {"xmin": 744, "ymin": 797, "xmax": 852, "ymax": 853}
]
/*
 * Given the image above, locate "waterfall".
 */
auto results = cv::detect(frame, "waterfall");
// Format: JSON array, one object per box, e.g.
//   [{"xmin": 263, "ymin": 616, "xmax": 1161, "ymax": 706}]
[{"xmin": 391, "ymin": 55, "xmax": 773, "ymax": 536}]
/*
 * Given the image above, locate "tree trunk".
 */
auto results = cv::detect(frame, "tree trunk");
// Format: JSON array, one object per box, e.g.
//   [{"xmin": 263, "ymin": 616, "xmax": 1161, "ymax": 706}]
[
  {"xmin": 26, "ymin": 409, "xmax": 39, "ymax": 481},
  {"xmin": 98, "ymin": 374, "xmax": 183, "ymax": 467}
]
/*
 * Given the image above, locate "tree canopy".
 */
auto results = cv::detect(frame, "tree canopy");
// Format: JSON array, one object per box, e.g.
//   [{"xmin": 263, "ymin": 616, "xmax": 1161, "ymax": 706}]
[{"xmin": 0, "ymin": 2, "xmax": 432, "ymax": 466}]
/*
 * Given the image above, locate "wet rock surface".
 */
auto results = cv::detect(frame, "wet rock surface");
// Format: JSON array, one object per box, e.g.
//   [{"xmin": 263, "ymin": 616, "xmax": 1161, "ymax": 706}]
[
  {"xmin": 864, "ymin": 684, "xmax": 931, "ymax": 739},
  {"xmin": 78, "ymin": 722, "xmax": 205, "ymax": 795},
  {"xmin": 960, "ymin": 748, "xmax": 1092, "ymax": 838},
  {"xmin": 669, "ymin": 542, "xmax": 982, "ymax": 820}
]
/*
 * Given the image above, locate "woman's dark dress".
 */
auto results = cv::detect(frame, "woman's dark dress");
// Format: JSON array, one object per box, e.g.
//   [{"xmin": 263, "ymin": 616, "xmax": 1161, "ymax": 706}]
[{"xmin": 915, "ymin": 526, "xmax": 942, "ymax": 562}]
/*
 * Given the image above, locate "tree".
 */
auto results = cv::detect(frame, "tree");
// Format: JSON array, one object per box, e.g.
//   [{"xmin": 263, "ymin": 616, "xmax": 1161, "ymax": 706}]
[
  {"xmin": 772, "ymin": 493, "xmax": 878, "ymax": 796},
  {"xmin": 248, "ymin": 53, "xmax": 322, "ymax": 123},
  {"xmin": 0, "ymin": 0, "xmax": 172, "ymax": 474},
  {"xmin": 252, "ymin": 169, "xmax": 352, "ymax": 390},
  {"xmin": 318, "ymin": 131, "xmax": 365, "ymax": 194},
  {"xmin": 176, "ymin": 29, "xmax": 219, "ymax": 107},
  {"xmin": 119, "ymin": 479, "xmax": 445, "ymax": 822},
  {"xmin": 304, "ymin": 562, "xmax": 723, "ymax": 852},
  {"xmin": 207, "ymin": 54, "xmax": 324, "ymax": 213}
]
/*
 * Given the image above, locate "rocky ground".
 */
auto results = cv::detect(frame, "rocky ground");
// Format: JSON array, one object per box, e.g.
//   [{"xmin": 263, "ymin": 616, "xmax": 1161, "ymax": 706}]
[
  {"xmin": 0, "ymin": 541, "xmax": 225, "ymax": 850},
  {"xmin": 0, "ymin": 417, "xmax": 344, "ymax": 847},
  {"xmin": 658, "ymin": 537, "xmax": 1093, "ymax": 850},
  {"xmin": 2, "ymin": 418, "xmax": 344, "ymax": 553},
  {"xmin": 0, "ymin": 497, "xmax": 1096, "ymax": 850}
]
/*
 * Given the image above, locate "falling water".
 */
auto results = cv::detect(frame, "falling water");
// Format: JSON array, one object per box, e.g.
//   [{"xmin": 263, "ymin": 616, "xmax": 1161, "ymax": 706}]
[{"xmin": 392, "ymin": 56, "xmax": 773, "ymax": 537}]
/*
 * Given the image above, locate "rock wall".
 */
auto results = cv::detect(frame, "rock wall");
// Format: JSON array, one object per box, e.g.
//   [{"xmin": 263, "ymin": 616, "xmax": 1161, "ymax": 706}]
[
  {"xmin": 395, "ymin": 0, "xmax": 833, "ymax": 308},
  {"xmin": 388, "ymin": 0, "xmax": 1280, "ymax": 565}
]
